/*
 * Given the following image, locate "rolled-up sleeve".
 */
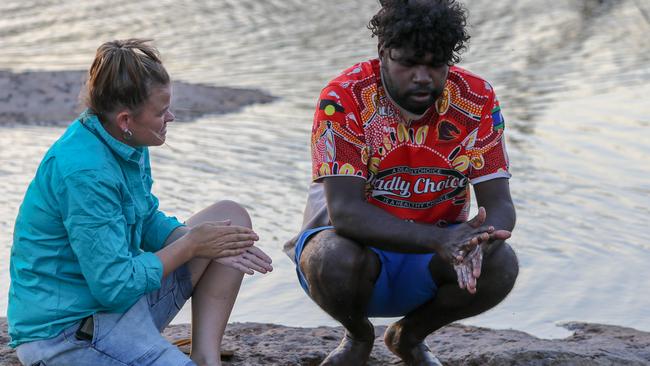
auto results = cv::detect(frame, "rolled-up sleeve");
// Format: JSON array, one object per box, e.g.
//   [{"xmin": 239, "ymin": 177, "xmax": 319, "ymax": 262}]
[
  {"xmin": 59, "ymin": 170, "xmax": 163, "ymax": 311},
  {"xmin": 141, "ymin": 192, "xmax": 184, "ymax": 252}
]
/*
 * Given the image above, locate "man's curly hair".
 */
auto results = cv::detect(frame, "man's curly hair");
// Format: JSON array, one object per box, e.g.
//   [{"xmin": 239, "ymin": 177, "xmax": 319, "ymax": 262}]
[{"xmin": 368, "ymin": 0, "xmax": 470, "ymax": 65}]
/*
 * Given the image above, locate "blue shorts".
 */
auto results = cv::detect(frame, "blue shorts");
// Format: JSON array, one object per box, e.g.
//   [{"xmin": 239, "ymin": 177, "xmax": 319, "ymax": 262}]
[
  {"xmin": 295, "ymin": 226, "xmax": 438, "ymax": 317},
  {"xmin": 16, "ymin": 265, "xmax": 195, "ymax": 366}
]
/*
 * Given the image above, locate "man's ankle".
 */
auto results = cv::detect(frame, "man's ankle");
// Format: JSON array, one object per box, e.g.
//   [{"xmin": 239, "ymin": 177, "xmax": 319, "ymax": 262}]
[
  {"xmin": 344, "ymin": 323, "xmax": 375, "ymax": 343},
  {"xmin": 385, "ymin": 322, "xmax": 423, "ymax": 350}
]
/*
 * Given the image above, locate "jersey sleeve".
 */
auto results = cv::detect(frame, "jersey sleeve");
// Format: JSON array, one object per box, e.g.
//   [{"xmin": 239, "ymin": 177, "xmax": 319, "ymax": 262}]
[
  {"xmin": 467, "ymin": 86, "xmax": 512, "ymax": 184},
  {"xmin": 311, "ymin": 85, "xmax": 369, "ymax": 182}
]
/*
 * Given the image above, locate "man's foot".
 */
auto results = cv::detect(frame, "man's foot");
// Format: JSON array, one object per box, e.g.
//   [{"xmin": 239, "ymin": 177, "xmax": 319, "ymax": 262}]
[
  {"xmin": 320, "ymin": 333, "xmax": 374, "ymax": 366},
  {"xmin": 384, "ymin": 324, "xmax": 442, "ymax": 366}
]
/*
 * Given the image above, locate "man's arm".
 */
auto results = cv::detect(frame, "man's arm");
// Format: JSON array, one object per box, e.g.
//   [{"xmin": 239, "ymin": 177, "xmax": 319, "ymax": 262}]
[
  {"xmin": 324, "ymin": 176, "xmax": 500, "ymax": 261},
  {"xmin": 473, "ymin": 178, "xmax": 516, "ymax": 255},
  {"xmin": 453, "ymin": 178, "xmax": 514, "ymax": 293},
  {"xmin": 325, "ymin": 176, "xmax": 438, "ymax": 253}
]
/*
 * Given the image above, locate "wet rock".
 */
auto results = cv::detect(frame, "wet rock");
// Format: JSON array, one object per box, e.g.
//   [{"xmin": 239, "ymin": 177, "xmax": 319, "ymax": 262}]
[
  {"xmin": 2, "ymin": 318, "xmax": 648, "ymax": 365},
  {"xmin": 0, "ymin": 70, "xmax": 275, "ymax": 126}
]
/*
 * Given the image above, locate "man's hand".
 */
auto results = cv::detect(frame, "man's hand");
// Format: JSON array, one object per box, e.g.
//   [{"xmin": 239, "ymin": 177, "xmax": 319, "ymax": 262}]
[
  {"xmin": 436, "ymin": 207, "xmax": 509, "ymax": 264},
  {"xmin": 216, "ymin": 245, "xmax": 273, "ymax": 275},
  {"xmin": 452, "ymin": 212, "xmax": 511, "ymax": 294},
  {"xmin": 454, "ymin": 244, "xmax": 483, "ymax": 294}
]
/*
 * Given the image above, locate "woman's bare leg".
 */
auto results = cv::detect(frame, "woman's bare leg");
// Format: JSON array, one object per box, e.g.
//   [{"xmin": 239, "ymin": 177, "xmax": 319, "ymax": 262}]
[{"xmin": 182, "ymin": 200, "xmax": 252, "ymax": 366}]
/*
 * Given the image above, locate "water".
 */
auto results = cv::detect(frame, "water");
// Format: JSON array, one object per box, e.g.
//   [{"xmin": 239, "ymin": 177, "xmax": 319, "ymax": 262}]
[{"xmin": 1, "ymin": 0, "xmax": 649, "ymax": 339}]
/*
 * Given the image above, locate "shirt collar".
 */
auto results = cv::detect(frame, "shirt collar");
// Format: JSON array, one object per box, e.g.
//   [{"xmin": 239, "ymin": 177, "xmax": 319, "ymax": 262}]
[{"xmin": 79, "ymin": 110, "xmax": 143, "ymax": 164}]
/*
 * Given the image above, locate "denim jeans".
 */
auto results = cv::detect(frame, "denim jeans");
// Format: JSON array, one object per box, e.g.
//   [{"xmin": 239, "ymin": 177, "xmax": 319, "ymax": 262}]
[{"xmin": 16, "ymin": 265, "xmax": 195, "ymax": 366}]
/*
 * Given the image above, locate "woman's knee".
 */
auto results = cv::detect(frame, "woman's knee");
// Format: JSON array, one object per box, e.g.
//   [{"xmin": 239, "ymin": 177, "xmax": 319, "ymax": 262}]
[
  {"xmin": 212, "ymin": 199, "xmax": 252, "ymax": 227},
  {"xmin": 187, "ymin": 199, "xmax": 252, "ymax": 228}
]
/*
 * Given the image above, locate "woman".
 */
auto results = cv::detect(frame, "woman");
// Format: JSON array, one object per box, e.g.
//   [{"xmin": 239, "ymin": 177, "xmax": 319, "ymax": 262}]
[{"xmin": 8, "ymin": 39, "xmax": 273, "ymax": 366}]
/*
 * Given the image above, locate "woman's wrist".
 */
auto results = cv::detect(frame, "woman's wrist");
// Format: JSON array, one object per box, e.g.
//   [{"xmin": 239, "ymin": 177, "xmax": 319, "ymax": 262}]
[{"xmin": 177, "ymin": 234, "xmax": 197, "ymax": 261}]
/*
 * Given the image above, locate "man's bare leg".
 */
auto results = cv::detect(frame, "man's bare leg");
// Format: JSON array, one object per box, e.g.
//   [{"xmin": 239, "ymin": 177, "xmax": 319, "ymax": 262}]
[
  {"xmin": 384, "ymin": 242, "xmax": 519, "ymax": 365},
  {"xmin": 299, "ymin": 229, "xmax": 381, "ymax": 366},
  {"xmin": 170, "ymin": 200, "xmax": 251, "ymax": 366}
]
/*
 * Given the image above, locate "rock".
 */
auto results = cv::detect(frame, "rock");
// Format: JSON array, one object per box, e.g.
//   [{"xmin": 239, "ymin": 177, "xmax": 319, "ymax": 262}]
[
  {"xmin": 0, "ymin": 70, "xmax": 275, "ymax": 126},
  {"xmin": 2, "ymin": 317, "xmax": 649, "ymax": 365}
]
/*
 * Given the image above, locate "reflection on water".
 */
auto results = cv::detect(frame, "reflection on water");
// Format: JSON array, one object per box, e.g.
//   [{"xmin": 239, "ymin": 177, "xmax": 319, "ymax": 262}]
[{"xmin": 0, "ymin": 0, "xmax": 649, "ymax": 338}]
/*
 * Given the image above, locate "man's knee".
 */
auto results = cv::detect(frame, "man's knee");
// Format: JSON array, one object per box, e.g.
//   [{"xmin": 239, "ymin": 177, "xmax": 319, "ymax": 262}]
[
  {"xmin": 483, "ymin": 242, "xmax": 519, "ymax": 296},
  {"xmin": 300, "ymin": 231, "xmax": 378, "ymax": 289}
]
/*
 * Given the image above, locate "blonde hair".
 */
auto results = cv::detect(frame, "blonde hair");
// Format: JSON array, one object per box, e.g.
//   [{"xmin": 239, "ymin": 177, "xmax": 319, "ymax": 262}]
[{"xmin": 84, "ymin": 39, "xmax": 169, "ymax": 117}]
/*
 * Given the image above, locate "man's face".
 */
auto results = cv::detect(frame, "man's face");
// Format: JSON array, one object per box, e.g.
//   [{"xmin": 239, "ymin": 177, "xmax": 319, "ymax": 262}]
[{"xmin": 380, "ymin": 46, "xmax": 450, "ymax": 115}]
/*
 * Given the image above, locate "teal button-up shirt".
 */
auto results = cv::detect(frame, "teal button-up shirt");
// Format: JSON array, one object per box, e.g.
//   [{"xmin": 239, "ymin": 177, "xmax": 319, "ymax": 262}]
[{"xmin": 8, "ymin": 111, "xmax": 184, "ymax": 347}]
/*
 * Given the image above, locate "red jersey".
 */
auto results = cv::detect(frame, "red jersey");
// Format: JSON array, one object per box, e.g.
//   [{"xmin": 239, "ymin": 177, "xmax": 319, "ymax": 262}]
[{"xmin": 310, "ymin": 59, "xmax": 510, "ymax": 226}]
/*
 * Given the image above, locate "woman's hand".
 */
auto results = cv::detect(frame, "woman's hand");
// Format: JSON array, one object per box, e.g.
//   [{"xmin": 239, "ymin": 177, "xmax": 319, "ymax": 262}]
[
  {"xmin": 187, "ymin": 220, "xmax": 258, "ymax": 259},
  {"xmin": 216, "ymin": 245, "xmax": 273, "ymax": 275}
]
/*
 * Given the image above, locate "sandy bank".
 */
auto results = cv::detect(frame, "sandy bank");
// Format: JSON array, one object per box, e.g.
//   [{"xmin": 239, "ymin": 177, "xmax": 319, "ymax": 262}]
[
  {"xmin": 0, "ymin": 70, "xmax": 275, "ymax": 126},
  {"xmin": 1, "ymin": 318, "xmax": 648, "ymax": 365}
]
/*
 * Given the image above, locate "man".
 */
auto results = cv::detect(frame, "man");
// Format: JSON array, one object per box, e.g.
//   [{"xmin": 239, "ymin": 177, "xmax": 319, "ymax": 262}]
[{"xmin": 284, "ymin": 0, "xmax": 518, "ymax": 364}]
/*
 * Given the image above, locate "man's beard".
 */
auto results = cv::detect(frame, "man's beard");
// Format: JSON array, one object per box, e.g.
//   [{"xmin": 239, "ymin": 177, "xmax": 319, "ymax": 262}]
[{"xmin": 381, "ymin": 68, "xmax": 443, "ymax": 115}]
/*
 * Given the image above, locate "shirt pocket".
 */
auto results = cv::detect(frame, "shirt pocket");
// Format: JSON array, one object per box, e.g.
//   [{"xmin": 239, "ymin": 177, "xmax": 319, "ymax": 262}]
[
  {"xmin": 122, "ymin": 203, "xmax": 136, "ymax": 225},
  {"xmin": 142, "ymin": 174, "xmax": 154, "ymax": 193},
  {"xmin": 122, "ymin": 202, "xmax": 138, "ymax": 247}
]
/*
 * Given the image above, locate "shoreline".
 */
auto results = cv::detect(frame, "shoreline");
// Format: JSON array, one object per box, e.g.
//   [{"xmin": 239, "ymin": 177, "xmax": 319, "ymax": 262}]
[
  {"xmin": 0, "ymin": 70, "xmax": 275, "ymax": 126},
  {"xmin": 1, "ymin": 318, "xmax": 648, "ymax": 365}
]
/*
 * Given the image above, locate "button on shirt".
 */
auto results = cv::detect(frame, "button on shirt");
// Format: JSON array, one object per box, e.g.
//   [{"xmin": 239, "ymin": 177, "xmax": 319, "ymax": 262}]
[{"xmin": 8, "ymin": 111, "xmax": 184, "ymax": 347}]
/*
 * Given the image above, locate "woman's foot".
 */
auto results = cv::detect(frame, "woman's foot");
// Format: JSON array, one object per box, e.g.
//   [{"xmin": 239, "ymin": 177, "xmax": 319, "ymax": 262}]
[{"xmin": 190, "ymin": 354, "xmax": 221, "ymax": 366}]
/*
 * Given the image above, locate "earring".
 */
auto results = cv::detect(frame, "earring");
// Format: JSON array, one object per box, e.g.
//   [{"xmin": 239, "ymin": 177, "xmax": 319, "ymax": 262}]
[{"xmin": 123, "ymin": 129, "xmax": 133, "ymax": 140}]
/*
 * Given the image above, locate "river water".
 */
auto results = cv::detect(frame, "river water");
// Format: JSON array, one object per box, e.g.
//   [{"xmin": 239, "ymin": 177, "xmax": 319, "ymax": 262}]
[{"xmin": 0, "ymin": 0, "xmax": 648, "ymax": 339}]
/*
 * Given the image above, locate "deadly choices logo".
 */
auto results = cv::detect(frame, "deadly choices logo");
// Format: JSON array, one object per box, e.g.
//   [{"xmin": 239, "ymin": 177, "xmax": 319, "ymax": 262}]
[{"xmin": 369, "ymin": 166, "xmax": 468, "ymax": 209}]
